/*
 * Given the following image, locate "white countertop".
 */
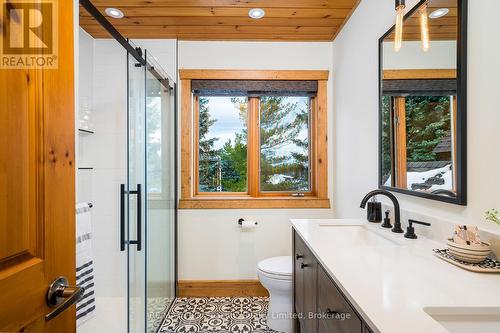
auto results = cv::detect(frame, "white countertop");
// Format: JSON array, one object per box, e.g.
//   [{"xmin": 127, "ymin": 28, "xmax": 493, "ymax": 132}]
[{"xmin": 290, "ymin": 218, "xmax": 500, "ymax": 333}]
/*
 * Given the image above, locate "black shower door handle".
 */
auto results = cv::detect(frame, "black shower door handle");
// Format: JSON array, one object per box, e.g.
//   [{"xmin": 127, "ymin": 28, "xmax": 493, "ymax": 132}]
[
  {"xmin": 120, "ymin": 184, "xmax": 126, "ymax": 251},
  {"xmin": 119, "ymin": 183, "xmax": 142, "ymax": 251},
  {"xmin": 135, "ymin": 184, "xmax": 142, "ymax": 251},
  {"xmin": 129, "ymin": 184, "xmax": 142, "ymax": 251}
]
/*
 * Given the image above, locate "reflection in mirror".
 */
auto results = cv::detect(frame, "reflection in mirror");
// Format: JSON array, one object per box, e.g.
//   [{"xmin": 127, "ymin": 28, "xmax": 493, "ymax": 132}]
[{"xmin": 380, "ymin": 0, "xmax": 466, "ymax": 204}]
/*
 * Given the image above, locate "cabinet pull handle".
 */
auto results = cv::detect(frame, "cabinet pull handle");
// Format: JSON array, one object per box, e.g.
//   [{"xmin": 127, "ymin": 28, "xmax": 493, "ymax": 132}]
[
  {"xmin": 295, "ymin": 254, "xmax": 303, "ymax": 260},
  {"xmin": 300, "ymin": 263, "xmax": 309, "ymax": 269}
]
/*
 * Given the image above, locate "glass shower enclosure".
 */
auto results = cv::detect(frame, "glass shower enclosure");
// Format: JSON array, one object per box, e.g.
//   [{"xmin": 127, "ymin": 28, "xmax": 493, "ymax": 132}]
[{"xmin": 125, "ymin": 46, "xmax": 176, "ymax": 333}]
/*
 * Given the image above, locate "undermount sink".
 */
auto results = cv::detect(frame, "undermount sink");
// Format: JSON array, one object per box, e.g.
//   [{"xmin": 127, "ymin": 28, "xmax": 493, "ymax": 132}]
[
  {"xmin": 318, "ymin": 221, "xmax": 403, "ymax": 246},
  {"xmin": 424, "ymin": 307, "xmax": 500, "ymax": 333}
]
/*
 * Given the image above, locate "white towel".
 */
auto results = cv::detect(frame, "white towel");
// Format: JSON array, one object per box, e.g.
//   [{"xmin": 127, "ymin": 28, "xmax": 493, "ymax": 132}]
[{"xmin": 76, "ymin": 202, "xmax": 96, "ymax": 326}]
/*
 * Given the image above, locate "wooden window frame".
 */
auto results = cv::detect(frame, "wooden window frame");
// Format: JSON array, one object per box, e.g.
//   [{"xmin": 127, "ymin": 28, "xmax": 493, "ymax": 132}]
[{"xmin": 179, "ymin": 69, "xmax": 330, "ymax": 209}]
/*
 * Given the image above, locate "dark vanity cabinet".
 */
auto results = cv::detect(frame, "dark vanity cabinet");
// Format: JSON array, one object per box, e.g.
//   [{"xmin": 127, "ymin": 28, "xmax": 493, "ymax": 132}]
[
  {"xmin": 293, "ymin": 231, "xmax": 374, "ymax": 333},
  {"xmin": 294, "ymin": 232, "xmax": 318, "ymax": 333}
]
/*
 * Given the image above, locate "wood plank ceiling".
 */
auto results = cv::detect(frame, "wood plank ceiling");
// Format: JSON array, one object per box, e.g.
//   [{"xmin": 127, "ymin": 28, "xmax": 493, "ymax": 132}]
[{"xmin": 79, "ymin": 0, "xmax": 361, "ymax": 41}]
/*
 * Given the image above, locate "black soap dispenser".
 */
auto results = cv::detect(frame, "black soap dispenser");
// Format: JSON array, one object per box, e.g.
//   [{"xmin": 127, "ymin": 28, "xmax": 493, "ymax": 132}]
[{"xmin": 366, "ymin": 196, "xmax": 382, "ymax": 223}]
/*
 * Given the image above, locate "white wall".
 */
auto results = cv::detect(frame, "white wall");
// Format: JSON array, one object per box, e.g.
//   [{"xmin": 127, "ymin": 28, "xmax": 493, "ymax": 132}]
[
  {"xmin": 332, "ymin": 0, "xmax": 500, "ymax": 234},
  {"xmin": 178, "ymin": 41, "xmax": 335, "ymax": 280}
]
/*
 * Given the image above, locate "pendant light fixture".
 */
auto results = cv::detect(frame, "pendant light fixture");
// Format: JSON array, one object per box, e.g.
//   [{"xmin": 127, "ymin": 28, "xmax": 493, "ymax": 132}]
[
  {"xmin": 419, "ymin": 2, "xmax": 430, "ymax": 52},
  {"xmin": 394, "ymin": 0, "xmax": 405, "ymax": 52}
]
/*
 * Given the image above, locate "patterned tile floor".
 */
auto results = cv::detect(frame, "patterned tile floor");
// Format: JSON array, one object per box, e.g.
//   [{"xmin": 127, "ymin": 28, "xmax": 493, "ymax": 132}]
[
  {"xmin": 148, "ymin": 297, "xmax": 173, "ymax": 333},
  {"xmin": 158, "ymin": 297, "xmax": 279, "ymax": 333}
]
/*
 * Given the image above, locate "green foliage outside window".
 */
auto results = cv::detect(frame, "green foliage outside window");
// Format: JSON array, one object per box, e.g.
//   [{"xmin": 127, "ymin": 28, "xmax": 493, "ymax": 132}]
[
  {"xmin": 381, "ymin": 95, "xmax": 452, "ymax": 186},
  {"xmin": 259, "ymin": 96, "xmax": 310, "ymax": 192},
  {"xmin": 197, "ymin": 96, "xmax": 310, "ymax": 193},
  {"xmin": 405, "ymin": 96, "xmax": 451, "ymax": 162}
]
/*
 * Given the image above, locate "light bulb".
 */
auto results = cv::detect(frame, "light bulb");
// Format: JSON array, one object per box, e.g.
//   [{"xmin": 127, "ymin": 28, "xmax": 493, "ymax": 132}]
[
  {"xmin": 420, "ymin": 5, "xmax": 430, "ymax": 52},
  {"xmin": 394, "ymin": 4, "xmax": 405, "ymax": 52}
]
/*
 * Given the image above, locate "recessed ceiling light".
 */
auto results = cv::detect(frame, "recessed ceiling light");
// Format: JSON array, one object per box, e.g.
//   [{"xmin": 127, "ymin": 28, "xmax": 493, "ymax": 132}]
[
  {"xmin": 105, "ymin": 7, "xmax": 124, "ymax": 19},
  {"xmin": 429, "ymin": 8, "xmax": 449, "ymax": 19},
  {"xmin": 248, "ymin": 8, "xmax": 265, "ymax": 19}
]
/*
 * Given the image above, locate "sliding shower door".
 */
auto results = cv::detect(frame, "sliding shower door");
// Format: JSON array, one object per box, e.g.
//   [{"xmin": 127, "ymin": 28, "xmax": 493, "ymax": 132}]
[
  {"xmin": 144, "ymin": 51, "xmax": 176, "ymax": 332},
  {"xmin": 127, "ymin": 47, "xmax": 147, "ymax": 333},
  {"xmin": 126, "ymin": 47, "xmax": 176, "ymax": 333}
]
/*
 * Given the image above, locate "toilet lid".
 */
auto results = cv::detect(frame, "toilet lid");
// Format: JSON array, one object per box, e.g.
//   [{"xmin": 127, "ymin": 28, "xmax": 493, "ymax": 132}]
[{"xmin": 258, "ymin": 256, "xmax": 292, "ymax": 277}]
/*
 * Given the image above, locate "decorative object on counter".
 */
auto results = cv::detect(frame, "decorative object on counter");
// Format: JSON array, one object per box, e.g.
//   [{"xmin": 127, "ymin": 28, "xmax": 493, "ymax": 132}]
[
  {"xmin": 404, "ymin": 219, "xmax": 431, "ymax": 239},
  {"xmin": 433, "ymin": 249, "xmax": 500, "ymax": 273},
  {"xmin": 485, "ymin": 209, "xmax": 500, "ymax": 226},
  {"xmin": 453, "ymin": 225, "xmax": 481, "ymax": 245},
  {"xmin": 366, "ymin": 197, "xmax": 382, "ymax": 223},
  {"xmin": 381, "ymin": 210, "xmax": 392, "ymax": 229},
  {"xmin": 444, "ymin": 224, "xmax": 492, "ymax": 263},
  {"xmin": 446, "ymin": 238, "xmax": 491, "ymax": 263}
]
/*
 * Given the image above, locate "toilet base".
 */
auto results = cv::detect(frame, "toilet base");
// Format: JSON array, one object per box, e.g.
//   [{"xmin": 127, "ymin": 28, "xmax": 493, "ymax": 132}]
[{"xmin": 266, "ymin": 290, "xmax": 293, "ymax": 333}]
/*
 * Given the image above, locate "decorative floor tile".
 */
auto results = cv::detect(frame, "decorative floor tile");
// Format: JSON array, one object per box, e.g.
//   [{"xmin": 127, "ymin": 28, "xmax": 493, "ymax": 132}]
[
  {"xmin": 158, "ymin": 297, "xmax": 280, "ymax": 333},
  {"xmin": 148, "ymin": 297, "xmax": 173, "ymax": 333}
]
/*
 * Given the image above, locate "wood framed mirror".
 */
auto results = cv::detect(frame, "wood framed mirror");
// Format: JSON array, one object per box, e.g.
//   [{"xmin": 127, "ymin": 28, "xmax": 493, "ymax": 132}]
[{"xmin": 379, "ymin": 0, "xmax": 467, "ymax": 205}]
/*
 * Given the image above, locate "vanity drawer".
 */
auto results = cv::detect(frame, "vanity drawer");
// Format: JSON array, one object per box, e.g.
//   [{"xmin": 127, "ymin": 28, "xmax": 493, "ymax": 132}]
[{"xmin": 317, "ymin": 266, "xmax": 362, "ymax": 333}]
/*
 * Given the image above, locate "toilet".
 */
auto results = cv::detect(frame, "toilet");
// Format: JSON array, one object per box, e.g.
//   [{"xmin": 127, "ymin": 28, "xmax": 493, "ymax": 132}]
[{"xmin": 257, "ymin": 256, "xmax": 293, "ymax": 333}]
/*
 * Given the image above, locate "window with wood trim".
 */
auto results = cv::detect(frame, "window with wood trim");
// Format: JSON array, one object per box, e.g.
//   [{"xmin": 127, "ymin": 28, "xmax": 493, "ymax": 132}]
[
  {"xmin": 381, "ymin": 69, "xmax": 458, "ymax": 196},
  {"xmin": 179, "ymin": 70, "xmax": 330, "ymax": 209},
  {"xmin": 382, "ymin": 95, "xmax": 456, "ymax": 190}
]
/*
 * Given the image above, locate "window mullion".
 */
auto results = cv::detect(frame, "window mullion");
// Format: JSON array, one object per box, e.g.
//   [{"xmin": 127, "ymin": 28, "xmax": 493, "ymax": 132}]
[{"xmin": 247, "ymin": 97, "xmax": 260, "ymax": 197}]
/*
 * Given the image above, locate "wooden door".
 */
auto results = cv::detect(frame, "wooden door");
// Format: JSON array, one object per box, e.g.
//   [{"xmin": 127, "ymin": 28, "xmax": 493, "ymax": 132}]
[{"xmin": 0, "ymin": 0, "xmax": 75, "ymax": 332}]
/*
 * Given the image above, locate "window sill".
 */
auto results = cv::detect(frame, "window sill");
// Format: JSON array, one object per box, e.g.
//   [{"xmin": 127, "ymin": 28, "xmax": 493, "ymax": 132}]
[{"xmin": 178, "ymin": 197, "xmax": 331, "ymax": 209}]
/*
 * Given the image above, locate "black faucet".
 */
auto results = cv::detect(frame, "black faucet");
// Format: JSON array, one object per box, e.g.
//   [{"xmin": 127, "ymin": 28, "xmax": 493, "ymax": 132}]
[
  {"xmin": 360, "ymin": 190, "xmax": 403, "ymax": 233},
  {"xmin": 404, "ymin": 219, "xmax": 431, "ymax": 239}
]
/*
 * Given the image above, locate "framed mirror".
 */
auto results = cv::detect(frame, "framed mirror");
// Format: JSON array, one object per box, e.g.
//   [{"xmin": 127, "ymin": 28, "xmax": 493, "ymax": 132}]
[{"xmin": 379, "ymin": 0, "xmax": 467, "ymax": 205}]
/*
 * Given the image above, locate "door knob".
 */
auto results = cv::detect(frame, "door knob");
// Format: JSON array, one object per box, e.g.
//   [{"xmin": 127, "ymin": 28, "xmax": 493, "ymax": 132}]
[{"xmin": 45, "ymin": 276, "xmax": 85, "ymax": 321}]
